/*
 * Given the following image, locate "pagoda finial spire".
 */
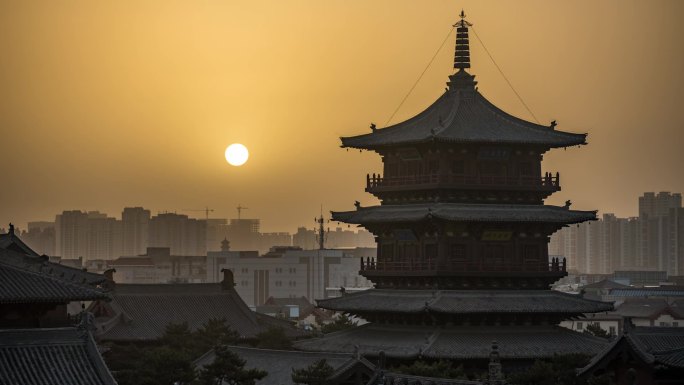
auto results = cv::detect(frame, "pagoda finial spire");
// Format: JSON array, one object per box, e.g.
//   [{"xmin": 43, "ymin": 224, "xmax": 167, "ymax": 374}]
[{"xmin": 453, "ymin": 9, "xmax": 472, "ymax": 71}]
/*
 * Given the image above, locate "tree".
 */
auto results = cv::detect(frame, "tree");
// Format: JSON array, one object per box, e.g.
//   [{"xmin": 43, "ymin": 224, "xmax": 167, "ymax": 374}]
[
  {"xmin": 104, "ymin": 343, "xmax": 149, "ymax": 385},
  {"xmin": 320, "ymin": 313, "xmax": 357, "ymax": 334},
  {"xmin": 291, "ymin": 359, "xmax": 335, "ymax": 385},
  {"xmin": 254, "ymin": 327, "xmax": 292, "ymax": 350},
  {"xmin": 584, "ymin": 323, "xmax": 610, "ymax": 339},
  {"xmin": 161, "ymin": 321, "xmax": 197, "ymax": 354},
  {"xmin": 507, "ymin": 354, "xmax": 591, "ymax": 385},
  {"xmin": 197, "ymin": 345, "xmax": 267, "ymax": 385},
  {"xmin": 196, "ymin": 318, "xmax": 240, "ymax": 349},
  {"xmin": 138, "ymin": 346, "xmax": 196, "ymax": 385}
]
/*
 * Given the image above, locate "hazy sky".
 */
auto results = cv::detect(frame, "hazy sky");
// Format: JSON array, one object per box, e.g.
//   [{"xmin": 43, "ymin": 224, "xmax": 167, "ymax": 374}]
[{"xmin": 2, "ymin": 0, "xmax": 683, "ymax": 232}]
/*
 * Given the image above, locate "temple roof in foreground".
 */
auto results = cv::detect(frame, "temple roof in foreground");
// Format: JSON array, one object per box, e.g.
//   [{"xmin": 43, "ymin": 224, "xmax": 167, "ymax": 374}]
[
  {"xmin": 0, "ymin": 327, "xmax": 117, "ymax": 385},
  {"xmin": 332, "ymin": 203, "xmax": 597, "ymax": 225},
  {"xmin": 341, "ymin": 71, "xmax": 587, "ymax": 150},
  {"xmin": 94, "ymin": 283, "xmax": 302, "ymax": 341},
  {"xmin": 0, "ymin": 248, "xmax": 108, "ymax": 304},
  {"xmin": 316, "ymin": 289, "xmax": 613, "ymax": 315},
  {"xmin": 295, "ymin": 324, "xmax": 607, "ymax": 359}
]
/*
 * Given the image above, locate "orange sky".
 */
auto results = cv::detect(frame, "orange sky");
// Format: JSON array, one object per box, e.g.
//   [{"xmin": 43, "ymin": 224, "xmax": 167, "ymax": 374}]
[{"xmin": 2, "ymin": 0, "xmax": 683, "ymax": 232}]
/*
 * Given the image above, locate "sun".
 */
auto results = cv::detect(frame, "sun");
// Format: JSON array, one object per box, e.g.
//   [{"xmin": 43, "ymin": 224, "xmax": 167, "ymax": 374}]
[{"xmin": 225, "ymin": 143, "xmax": 249, "ymax": 166}]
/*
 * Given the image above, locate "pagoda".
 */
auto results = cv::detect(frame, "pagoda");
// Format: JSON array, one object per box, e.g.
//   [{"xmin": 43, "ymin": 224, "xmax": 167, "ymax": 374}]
[{"xmin": 295, "ymin": 12, "xmax": 613, "ymax": 364}]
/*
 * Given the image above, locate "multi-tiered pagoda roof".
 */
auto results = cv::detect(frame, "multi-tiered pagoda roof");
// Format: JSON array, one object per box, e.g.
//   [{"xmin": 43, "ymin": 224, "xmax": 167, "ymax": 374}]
[
  {"xmin": 295, "ymin": 11, "xmax": 610, "ymax": 364},
  {"xmin": 341, "ymin": 70, "xmax": 586, "ymax": 151}
]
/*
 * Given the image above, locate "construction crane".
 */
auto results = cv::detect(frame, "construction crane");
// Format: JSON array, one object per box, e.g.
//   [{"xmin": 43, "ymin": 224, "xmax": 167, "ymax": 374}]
[
  {"xmin": 181, "ymin": 207, "xmax": 215, "ymax": 220},
  {"xmin": 236, "ymin": 204, "xmax": 248, "ymax": 220}
]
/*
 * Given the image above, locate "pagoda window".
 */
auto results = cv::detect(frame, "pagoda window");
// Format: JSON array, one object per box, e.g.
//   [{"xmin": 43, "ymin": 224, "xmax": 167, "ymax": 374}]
[
  {"xmin": 523, "ymin": 244, "xmax": 540, "ymax": 263},
  {"xmin": 400, "ymin": 160, "xmax": 420, "ymax": 176},
  {"xmin": 380, "ymin": 243, "xmax": 394, "ymax": 262},
  {"xmin": 424, "ymin": 243, "xmax": 438, "ymax": 262},
  {"xmin": 479, "ymin": 161, "xmax": 507, "ymax": 176},
  {"xmin": 483, "ymin": 244, "xmax": 506, "ymax": 264},
  {"xmin": 451, "ymin": 159, "xmax": 465, "ymax": 175},
  {"xmin": 519, "ymin": 162, "xmax": 534, "ymax": 176},
  {"xmin": 385, "ymin": 162, "xmax": 399, "ymax": 177},
  {"xmin": 427, "ymin": 160, "xmax": 439, "ymax": 174},
  {"xmin": 400, "ymin": 242, "xmax": 419, "ymax": 264},
  {"xmin": 449, "ymin": 243, "xmax": 468, "ymax": 261}
]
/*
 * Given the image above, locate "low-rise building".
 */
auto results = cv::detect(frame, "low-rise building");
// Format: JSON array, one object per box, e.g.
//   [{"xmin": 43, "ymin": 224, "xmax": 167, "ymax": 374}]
[
  {"xmin": 207, "ymin": 246, "xmax": 374, "ymax": 306},
  {"xmin": 107, "ymin": 246, "xmax": 207, "ymax": 283}
]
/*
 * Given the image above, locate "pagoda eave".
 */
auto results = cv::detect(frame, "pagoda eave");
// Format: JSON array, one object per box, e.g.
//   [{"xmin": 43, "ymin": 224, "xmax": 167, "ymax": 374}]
[
  {"xmin": 331, "ymin": 203, "xmax": 597, "ymax": 226},
  {"xmin": 294, "ymin": 324, "xmax": 609, "ymax": 360},
  {"xmin": 315, "ymin": 289, "xmax": 613, "ymax": 315},
  {"xmin": 340, "ymin": 136, "xmax": 587, "ymax": 152}
]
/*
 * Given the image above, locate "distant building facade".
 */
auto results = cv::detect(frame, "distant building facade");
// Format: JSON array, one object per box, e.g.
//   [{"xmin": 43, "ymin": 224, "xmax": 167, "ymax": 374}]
[
  {"xmin": 121, "ymin": 206, "xmax": 150, "ymax": 256},
  {"xmin": 108, "ymin": 247, "xmax": 206, "ymax": 284},
  {"xmin": 149, "ymin": 212, "xmax": 206, "ymax": 256},
  {"xmin": 22, "ymin": 221, "xmax": 56, "ymax": 256},
  {"xmin": 551, "ymin": 192, "xmax": 684, "ymax": 276},
  {"xmin": 55, "ymin": 210, "xmax": 89, "ymax": 259},
  {"xmin": 206, "ymin": 247, "xmax": 374, "ymax": 306}
]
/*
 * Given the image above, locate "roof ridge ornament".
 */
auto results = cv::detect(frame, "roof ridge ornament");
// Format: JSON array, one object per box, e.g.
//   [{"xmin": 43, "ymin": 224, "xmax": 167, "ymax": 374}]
[{"xmin": 453, "ymin": 10, "xmax": 473, "ymax": 71}]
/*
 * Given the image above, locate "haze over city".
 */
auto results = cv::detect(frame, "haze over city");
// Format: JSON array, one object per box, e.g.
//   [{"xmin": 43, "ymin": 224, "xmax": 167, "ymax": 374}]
[{"xmin": 2, "ymin": 0, "xmax": 683, "ymax": 231}]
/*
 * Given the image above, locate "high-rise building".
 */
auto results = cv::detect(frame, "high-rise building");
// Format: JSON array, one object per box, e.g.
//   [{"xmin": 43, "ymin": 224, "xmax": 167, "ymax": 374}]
[
  {"xmin": 258, "ymin": 232, "xmax": 292, "ymax": 253},
  {"xmin": 56, "ymin": 210, "xmax": 124, "ymax": 261},
  {"xmin": 293, "ymin": 227, "xmax": 317, "ymax": 249},
  {"xmin": 551, "ymin": 192, "xmax": 683, "ymax": 276},
  {"xmin": 22, "ymin": 221, "xmax": 56, "ymax": 256},
  {"xmin": 149, "ymin": 213, "xmax": 206, "ymax": 256},
  {"xmin": 639, "ymin": 192, "xmax": 682, "ymax": 274},
  {"xmin": 667, "ymin": 207, "xmax": 684, "ymax": 276},
  {"xmin": 55, "ymin": 210, "xmax": 89, "ymax": 259},
  {"xmin": 86, "ymin": 211, "xmax": 122, "ymax": 260},
  {"xmin": 227, "ymin": 218, "xmax": 260, "ymax": 251},
  {"xmin": 122, "ymin": 207, "xmax": 150, "ymax": 256},
  {"xmin": 639, "ymin": 192, "xmax": 682, "ymax": 218}
]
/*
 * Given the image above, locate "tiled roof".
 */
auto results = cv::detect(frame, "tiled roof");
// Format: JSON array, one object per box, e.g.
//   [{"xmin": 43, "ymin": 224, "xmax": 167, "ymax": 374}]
[
  {"xmin": 582, "ymin": 279, "xmax": 630, "ymax": 290},
  {"xmin": 294, "ymin": 324, "xmax": 607, "ymax": 359},
  {"xmin": 95, "ymin": 283, "xmax": 303, "ymax": 341},
  {"xmin": 0, "ymin": 327, "xmax": 117, "ymax": 385},
  {"xmin": 0, "ymin": 242, "xmax": 108, "ymax": 287},
  {"xmin": 425, "ymin": 326, "xmax": 607, "ymax": 359},
  {"xmin": 194, "ymin": 346, "xmax": 353, "ymax": 385},
  {"xmin": 0, "ymin": 249, "xmax": 108, "ymax": 304},
  {"xmin": 316, "ymin": 289, "xmax": 613, "ymax": 315},
  {"xmin": 340, "ymin": 72, "xmax": 586, "ymax": 150},
  {"xmin": 332, "ymin": 203, "xmax": 596, "ymax": 225},
  {"xmin": 578, "ymin": 325, "xmax": 684, "ymax": 377},
  {"xmin": 609, "ymin": 288, "xmax": 684, "ymax": 297},
  {"xmin": 614, "ymin": 299, "xmax": 684, "ymax": 319},
  {"xmin": 295, "ymin": 324, "xmax": 429, "ymax": 358},
  {"xmin": 632, "ymin": 327, "xmax": 684, "ymax": 353},
  {"xmin": 0, "ymin": 232, "xmax": 39, "ymax": 256}
]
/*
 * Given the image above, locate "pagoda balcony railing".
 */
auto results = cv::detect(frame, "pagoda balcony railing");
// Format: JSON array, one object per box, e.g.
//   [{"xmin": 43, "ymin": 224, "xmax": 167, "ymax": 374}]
[
  {"xmin": 359, "ymin": 257, "xmax": 566, "ymax": 274},
  {"xmin": 366, "ymin": 173, "xmax": 560, "ymax": 191}
]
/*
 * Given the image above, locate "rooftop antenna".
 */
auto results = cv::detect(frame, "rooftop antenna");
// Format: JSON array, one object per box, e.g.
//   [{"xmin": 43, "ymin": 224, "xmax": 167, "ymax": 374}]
[
  {"xmin": 315, "ymin": 205, "xmax": 329, "ymax": 250},
  {"xmin": 236, "ymin": 204, "xmax": 248, "ymax": 220}
]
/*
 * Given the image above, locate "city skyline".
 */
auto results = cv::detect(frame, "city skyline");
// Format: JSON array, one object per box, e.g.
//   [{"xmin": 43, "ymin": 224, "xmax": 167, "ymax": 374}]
[{"xmin": 2, "ymin": 0, "xmax": 684, "ymax": 232}]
